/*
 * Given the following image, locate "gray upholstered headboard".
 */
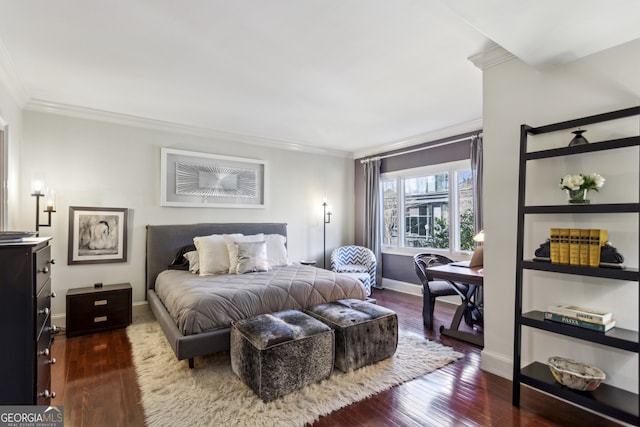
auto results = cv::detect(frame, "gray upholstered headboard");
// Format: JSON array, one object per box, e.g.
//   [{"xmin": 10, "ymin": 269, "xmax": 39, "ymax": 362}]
[{"xmin": 145, "ymin": 223, "xmax": 288, "ymax": 291}]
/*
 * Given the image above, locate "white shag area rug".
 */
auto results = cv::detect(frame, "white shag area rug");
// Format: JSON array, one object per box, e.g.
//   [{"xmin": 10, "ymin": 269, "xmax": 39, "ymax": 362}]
[{"xmin": 127, "ymin": 320, "xmax": 463, "ymax": 427}]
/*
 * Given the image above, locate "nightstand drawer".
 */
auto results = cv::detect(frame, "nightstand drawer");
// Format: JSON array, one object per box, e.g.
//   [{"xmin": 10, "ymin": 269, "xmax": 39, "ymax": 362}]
[{"xmin": 66, "ymin": 283, "xmax": 132, "ymax": 337}]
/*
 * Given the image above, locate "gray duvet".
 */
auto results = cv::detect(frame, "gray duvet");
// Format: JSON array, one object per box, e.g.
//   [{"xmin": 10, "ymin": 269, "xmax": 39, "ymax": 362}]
[{"xmin": 155, "ymin": 264, "xmax": 367, "ymax": 335}]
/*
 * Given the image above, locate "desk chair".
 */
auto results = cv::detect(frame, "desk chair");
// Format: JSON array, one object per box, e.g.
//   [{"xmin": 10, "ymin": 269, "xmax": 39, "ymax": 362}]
[{"xmin": 414, "ymin": 253, "xmax": 469, "ymax": 330}]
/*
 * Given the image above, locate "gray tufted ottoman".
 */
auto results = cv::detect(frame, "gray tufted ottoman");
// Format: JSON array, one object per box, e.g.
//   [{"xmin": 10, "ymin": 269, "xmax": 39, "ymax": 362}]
[
  {"xmin": 230, "ymin": 309, "xmax": 334, "ymax": 402},
  {"xmin": 305, "ymin": 299, "xmax": 398, "ymax": 372}
]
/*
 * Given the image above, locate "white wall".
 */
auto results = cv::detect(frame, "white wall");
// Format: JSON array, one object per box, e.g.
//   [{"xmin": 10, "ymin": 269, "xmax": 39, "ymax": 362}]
[
  {"xmin": 18, "ymin": 111, "xmax": 355, "ymax": 318},
  {"xmin": 481, "ymin": 39, "xmax": 640, "ymax": 393}
]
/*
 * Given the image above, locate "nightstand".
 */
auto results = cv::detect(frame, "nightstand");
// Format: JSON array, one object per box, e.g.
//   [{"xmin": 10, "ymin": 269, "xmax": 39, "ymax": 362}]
[{"xmin": 66, "ymin": 283, "xmax": 132, "ymax": 337}]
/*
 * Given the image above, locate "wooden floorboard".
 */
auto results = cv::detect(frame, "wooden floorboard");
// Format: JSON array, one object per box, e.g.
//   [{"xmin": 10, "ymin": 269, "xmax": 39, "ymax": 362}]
[{"xmin": 50, "ymin": 289, "xmax": 623, "ymax": 426}]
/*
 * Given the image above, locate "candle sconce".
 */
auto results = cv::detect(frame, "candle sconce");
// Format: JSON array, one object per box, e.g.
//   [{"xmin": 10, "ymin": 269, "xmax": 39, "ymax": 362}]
[{"xmin": 31, "ymin": 184, "xmax": 56, "ymax": 234}]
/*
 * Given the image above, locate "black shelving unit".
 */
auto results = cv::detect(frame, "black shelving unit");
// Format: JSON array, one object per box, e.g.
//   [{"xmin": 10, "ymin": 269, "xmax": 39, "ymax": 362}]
[{"xmin": 512, "ymin": 106, "xmax": 640, "ymax": 425}]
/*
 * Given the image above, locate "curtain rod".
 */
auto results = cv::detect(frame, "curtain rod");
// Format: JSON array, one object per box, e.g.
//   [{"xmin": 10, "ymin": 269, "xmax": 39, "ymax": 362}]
[{"xmin": 360, "ymin": 132, "xmax": 482, "ymax": 164}]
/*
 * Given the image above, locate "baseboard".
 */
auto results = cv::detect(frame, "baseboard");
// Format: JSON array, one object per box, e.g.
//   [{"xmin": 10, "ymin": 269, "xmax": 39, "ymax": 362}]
[
  {"xmin": 480, "ymin": 348, "xmax": 512, "ymax": 380},
  {"xmin": 379, "ymin": 278, "xmax": 462, "ymax": 307},
  {"xmin": 52, "ymin": 301, "xmax": 151, "ymax": 329},
  {"xmin": 379, "ymin": 278, "xmax": 422, "ymax": 296}
]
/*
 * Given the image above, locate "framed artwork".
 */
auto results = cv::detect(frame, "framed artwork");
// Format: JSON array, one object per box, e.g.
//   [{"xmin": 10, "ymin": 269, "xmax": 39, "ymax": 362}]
[
  {"xmin": 68, "ymin": 206, "xmax": 128, "ymax": 265},
  {"xmin": 160, "ymin": 148, "xmax": 266, "ymax": 208}
]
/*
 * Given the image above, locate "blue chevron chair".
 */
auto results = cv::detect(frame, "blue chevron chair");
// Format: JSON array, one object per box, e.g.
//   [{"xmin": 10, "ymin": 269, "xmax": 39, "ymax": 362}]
[{"xmin": 330, "ymin": 246, "xmax": 377, "ymax": 293}]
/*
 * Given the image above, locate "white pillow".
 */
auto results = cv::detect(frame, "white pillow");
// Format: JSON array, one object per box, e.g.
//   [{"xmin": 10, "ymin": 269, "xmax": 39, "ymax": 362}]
[
  {"xmin": 183, "ymin": 250, "xmax": 200, "ymax": 274},
  {"xmin": 224, "ymin": 234, "xmax": 265, "ymax": 274},
  {"xmin": 265, "ymin": 234, "xmax": 288, "ymax": 267},
  {"xmin": 193, "ymin": 233, "xmax": 241, "ymax": 276},
  {"xmin": 235, "ymin": 241, "xmax": 269, "ymax": 274}
]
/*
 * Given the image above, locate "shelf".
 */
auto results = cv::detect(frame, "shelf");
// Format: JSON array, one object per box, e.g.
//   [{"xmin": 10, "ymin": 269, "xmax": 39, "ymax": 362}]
[
  {"xmin": 520, "ymin": 362, "xmax": 639, "ymax": 426},
  {"xmin": 513, "ymin": 106, "xmax": 640, "ymax": 425},
  {"xmin": 521, "ymin": 260, "xmax": 639, "ymax": 281},
  {"xmin": 525, "ymin": 136, "xmax": 640, "ymax": 160},
  {"xmin": 523, "ymin": 203, "xmax": 640, "ymax": 214},
  {"xmin": 526, "ymin": 106, "xmax": 640, "ymax": 135},
  {"xmin": 521, "ymin": 311, "xmax": 639, "ymax": 352}
]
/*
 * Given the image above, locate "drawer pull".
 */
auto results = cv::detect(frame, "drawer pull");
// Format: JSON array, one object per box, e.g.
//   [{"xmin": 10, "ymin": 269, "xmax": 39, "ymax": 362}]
[
  {"xmin": 48, "ymin": 357, "xmax": 57, "ymax": 365},
  {"xmin": 94, "ymin": 316, "xmax": 108, "ymax": 323},
  {"xmin": 41, "ymin": 266, "xmax": 49, "ymax": 274},
  {"xmin": 50, "ymin": 291, "xmax": 57, "ymax": 298},
  {"xmin": 39, "ymin": 348, "xmax": 50, "ymax": 356},
  {"xmin": 39, "ymin": 307, "xmax": 50, "ymax": 316},
  {"xmin": 94, "ymin": 299, "xmax": 108, "ymax": 306},
  {"xmin": 38, "ymin": 390, "xmax": 56, "ymax": 399}
]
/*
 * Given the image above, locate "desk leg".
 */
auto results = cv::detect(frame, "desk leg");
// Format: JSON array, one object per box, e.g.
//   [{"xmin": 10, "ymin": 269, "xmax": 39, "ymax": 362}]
[{"xmin": 439, "ymin": 284, "xmax": 484, "ymax": 347}]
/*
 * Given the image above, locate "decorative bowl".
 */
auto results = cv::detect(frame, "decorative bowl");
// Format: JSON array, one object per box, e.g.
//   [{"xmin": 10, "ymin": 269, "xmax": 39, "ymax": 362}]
[{"xmin": 548, "ymin": 356, "xmax": 606, "ymax": 391}]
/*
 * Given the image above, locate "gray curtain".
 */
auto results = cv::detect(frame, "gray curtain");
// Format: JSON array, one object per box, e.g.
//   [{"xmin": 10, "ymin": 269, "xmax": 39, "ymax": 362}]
[
  {"xmin": 363, "ymin": 158, "xmax": 382, "ymax": 289},
  {"xmin": 470, "ymin": 134, "xmax": 483, "ymax": 233}
]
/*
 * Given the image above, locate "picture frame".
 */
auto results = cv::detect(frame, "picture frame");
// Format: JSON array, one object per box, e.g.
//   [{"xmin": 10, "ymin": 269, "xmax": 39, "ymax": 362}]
[
  {"xmin": 160, "ymin": 148, "xmax": 267, "ymax": 208},
  {"xmin": 68, "ymin": 206, "xmax": 128, "ymax": 265}
]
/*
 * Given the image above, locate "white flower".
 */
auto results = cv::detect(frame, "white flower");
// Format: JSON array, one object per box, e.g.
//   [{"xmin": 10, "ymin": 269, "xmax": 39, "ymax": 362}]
[
  {"xmin": 590, "ymin": 173, "xmax": 606, "ymax": 189},
  {"xmin": 559, "ymin": 174, "xmax": 584, "ymax": 191}
]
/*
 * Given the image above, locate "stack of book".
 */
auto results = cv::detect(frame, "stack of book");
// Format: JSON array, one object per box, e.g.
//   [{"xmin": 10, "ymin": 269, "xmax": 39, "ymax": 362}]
[
  {"xmin": 544, "ymin": 304, "xmax": 615, "ymax": 332},
  {"xmin": 549, "ymin": 228, "xmax": 607, "ymax": 266}
]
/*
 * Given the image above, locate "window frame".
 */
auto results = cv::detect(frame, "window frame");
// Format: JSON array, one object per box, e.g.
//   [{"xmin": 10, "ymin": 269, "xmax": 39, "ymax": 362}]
[{"xmin": 380, "ymin": 159, "xmax": 474, "ymax": 257}]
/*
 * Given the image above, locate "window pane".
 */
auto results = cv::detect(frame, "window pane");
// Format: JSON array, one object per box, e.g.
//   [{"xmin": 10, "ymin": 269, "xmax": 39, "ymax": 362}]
[
  {"xmin": 458, "ymin": 169, "xmax": 475, "ymax": 251},
  {"xmin": 404, "ymin": 174, "xmax": 449, "ymax": 249},
  {"xmin": 382, "ymin": 179, "xmax": 398, "ymax": 246}
]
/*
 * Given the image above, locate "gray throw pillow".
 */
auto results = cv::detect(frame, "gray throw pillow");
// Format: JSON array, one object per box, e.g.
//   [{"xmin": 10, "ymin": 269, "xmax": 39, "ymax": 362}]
[{"xmin": 235, "ymin": 241, "xmax": 269, "ymax": 274}]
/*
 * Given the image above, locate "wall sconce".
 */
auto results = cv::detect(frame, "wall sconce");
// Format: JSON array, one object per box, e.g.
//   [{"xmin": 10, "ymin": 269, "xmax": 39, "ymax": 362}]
[
  {"xmin": 31, "ymin": 178, "xmax": 56, "ymax": 234},
  {"xmin": 322, "ymin": 197, "xmax": 332, "ymax": 268}
]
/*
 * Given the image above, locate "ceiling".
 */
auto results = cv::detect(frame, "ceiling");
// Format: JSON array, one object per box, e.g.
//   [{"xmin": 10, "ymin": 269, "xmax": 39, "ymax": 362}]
[{"xmin": 0, "ymin": 1, "xmax": 638, "ymax": 155}]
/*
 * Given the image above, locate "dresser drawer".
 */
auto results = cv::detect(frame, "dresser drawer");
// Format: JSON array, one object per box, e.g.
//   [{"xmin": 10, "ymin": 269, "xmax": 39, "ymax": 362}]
[
  {"xmin": 36, "ymin": 319, "xmax": 53, "ymax": 405},
  {"xmin": 35, "ymin": 245, "xmax": 52, "ymax": 294},
  {"xmin": 36, "ymin": 279, "xmax": 51, "ymax": 338},
  {"xmin": 66, "ymin": 283, "xmax": 132, "ymax": 337}
]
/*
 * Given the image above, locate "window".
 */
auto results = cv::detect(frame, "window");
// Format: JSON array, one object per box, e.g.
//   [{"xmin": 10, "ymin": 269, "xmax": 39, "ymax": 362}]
[{"xmin": 381, "ymin": 160, "xmax": 475, "ymax": 253}]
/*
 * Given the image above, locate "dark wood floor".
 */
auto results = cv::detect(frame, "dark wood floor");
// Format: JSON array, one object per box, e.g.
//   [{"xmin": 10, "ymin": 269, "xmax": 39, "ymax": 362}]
[{"xmin": 51, "ymin": 289, "xmax": 622, "ymax": 426}]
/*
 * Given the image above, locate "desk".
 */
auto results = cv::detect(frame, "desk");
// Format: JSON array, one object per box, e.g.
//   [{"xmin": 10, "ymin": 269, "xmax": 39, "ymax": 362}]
[{"xmin": 425, "ymin": 264, "xmax": 484, "ymax": 347}]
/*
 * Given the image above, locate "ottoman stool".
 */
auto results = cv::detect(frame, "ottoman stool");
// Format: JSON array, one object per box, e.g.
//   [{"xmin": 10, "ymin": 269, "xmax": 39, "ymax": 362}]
[
  {"xmin": 230, "ymin": 309, "xmax": 334, "ymax": 402},
  {"xmin": 305, "ymin": 299, "xmax": 398, "ymax": 372}
]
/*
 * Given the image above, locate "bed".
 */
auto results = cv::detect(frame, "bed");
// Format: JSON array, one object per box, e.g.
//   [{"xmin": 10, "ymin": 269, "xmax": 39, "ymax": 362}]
[{"xmin": 145, "ymin": 223, "xmax": 367, "ymax": 368}]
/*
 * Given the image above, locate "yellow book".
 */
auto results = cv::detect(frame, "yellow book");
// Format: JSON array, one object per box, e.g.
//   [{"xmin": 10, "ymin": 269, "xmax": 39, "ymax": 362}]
[
  {"xmin": 589, "ymin": 229, "xmax": 608, "ymax": 267},
  {"xmin": 558, "ymin": 228, "xmax": 570, "ymax": 264},
  {"xmin": 550, "ymin": 228, "xmax": 560, "ymax": 264},
  {"xmin": 579, "ymin": 229, "xmax": 590, "ymax": 266},
  {"xmin": 569, "ymin": 229, "xmax": 580, "ymax": 266}
]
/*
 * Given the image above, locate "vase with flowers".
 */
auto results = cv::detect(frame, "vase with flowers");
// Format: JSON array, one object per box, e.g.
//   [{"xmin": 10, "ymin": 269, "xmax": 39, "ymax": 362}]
[{"xmin": 559, "ymin": 173, "xmax": 605, "ymax": 204}]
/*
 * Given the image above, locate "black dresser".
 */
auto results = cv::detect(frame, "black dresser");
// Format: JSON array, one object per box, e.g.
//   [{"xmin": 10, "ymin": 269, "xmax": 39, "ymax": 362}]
[{"xmin": 0, "ymin": 237, "xmax": 56, "ymax": 405}]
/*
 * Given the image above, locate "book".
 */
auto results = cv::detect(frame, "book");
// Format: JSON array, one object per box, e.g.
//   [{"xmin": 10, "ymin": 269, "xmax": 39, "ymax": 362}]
[
  {"xmin": 569, "ymin": 228, "xmax": 580, "ymax": 266},
  {"xmin": 544, "ymin": 312, "xmax": 616, "ymax": 332},
  {"xmin": 579, "ymin": 228, "xmax": 590, "ymax": 266},
  {"xmin": 558, "ymin": 228, "xmax": 570, "ymax": 264},
  {"xmin": 549, "ymin": 228, "xmax": 560, "ymax": 264},
  {"xmin": 589, "ymin": 229, "xmax": 608, "ymax": 267},
  {"xmin": 547, "ymin": 304, "xmax": 612, "ymax": 324}
]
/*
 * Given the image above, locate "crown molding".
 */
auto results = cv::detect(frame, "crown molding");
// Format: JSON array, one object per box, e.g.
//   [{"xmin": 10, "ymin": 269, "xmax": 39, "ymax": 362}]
[
  {"xmin": 24, "ymin": 99, "xmax": 353, "ymax": 158},
  {"xmin": 353, "ymin": 118, "xmax": 483, "ymax": 160},
  {"xmin": 0, "ymin": 38, "xmax": 30, "ymax": 106},
  {"xmin": 468, "ymin": 43, "xmax": 517, "ymax": 71}
]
